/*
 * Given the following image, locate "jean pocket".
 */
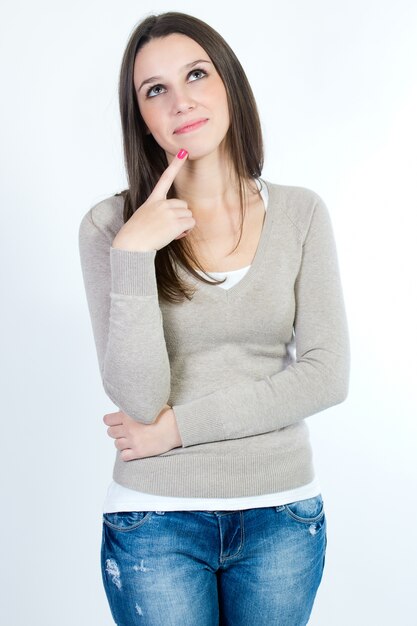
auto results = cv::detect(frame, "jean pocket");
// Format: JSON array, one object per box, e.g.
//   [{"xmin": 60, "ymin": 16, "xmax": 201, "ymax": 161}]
[
  {"xmin": 102, "ymin": 510, "xmax": 153, "ymax": 532},
  {"xmin": 282, "ymin": 494, "xmax": 325, "ymax": 524}
]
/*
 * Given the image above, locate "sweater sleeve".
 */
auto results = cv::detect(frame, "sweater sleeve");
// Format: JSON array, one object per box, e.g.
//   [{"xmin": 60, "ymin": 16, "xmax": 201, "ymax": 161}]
[
  {"xmin": 172, "ymin": 195, "xmax": 351, "ymax": 447},
  {"xmin": 78, "ymin": 206, "xmax": 171, "ymax": 424}
]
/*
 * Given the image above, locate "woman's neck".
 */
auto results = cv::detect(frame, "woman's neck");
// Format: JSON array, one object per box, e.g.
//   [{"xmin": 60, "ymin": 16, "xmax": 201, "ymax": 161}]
[{"xmin": 167, "ymin": 148, "xmax": 247, "ymax": 217}]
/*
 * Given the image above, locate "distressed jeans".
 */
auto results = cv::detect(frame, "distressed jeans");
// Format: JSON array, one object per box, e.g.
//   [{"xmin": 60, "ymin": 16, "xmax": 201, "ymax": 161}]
[{"xmin": 101, "ymin": 493, "xmax": 327, "ymax": 625}]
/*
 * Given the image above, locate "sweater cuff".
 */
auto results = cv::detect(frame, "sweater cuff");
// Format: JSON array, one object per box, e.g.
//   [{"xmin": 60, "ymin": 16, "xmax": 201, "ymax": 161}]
[
  {"xmin": 110, "ymin": 246, "xmax": 157, "ymax": 296},
  {"xmin": 172, "ymin": 397, "xmax": 227, "ymax": 447}
]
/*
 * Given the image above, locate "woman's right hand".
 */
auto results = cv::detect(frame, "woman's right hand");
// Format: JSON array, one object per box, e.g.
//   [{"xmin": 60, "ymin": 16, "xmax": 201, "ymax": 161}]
[{"xmin": 112, "ymin": 149, "xmax": 196, "ymax": 252}]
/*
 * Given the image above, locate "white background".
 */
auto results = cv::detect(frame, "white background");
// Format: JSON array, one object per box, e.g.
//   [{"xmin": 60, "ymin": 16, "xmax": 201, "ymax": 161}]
[{"xmin": 1, "ymin": 1, "xmax": 416, "ymax": 624}]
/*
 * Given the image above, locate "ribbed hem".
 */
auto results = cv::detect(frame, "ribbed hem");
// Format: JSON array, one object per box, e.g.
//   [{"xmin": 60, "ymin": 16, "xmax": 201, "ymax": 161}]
[
  {"xmin": 111, "ymin": 444, "xmax": 315, "ymax": 498},
  {"xmin": 110, "ymin": 246, "xmax": 157, "ymax": 296}
]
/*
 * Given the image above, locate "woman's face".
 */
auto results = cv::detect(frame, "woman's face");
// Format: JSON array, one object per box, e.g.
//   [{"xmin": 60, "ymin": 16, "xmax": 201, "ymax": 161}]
[{"xmin": 133, "ymin": 33, "xmax": 230, "ymax": 160}]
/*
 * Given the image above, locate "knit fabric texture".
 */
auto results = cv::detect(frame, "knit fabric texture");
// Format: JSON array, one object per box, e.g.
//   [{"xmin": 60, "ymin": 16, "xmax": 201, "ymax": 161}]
[{"xmin": 78, "ymin": 179, "xmax": 350, "ymax": 498}]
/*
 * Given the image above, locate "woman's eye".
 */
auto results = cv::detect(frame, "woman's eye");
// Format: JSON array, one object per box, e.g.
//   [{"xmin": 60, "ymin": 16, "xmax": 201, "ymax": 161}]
[
  {"xmin": 146, "ymin": 84, "xmax": 166, "ymax": 98},
  {"xmin": 146, "ymin": 69, "xmax": 207, "ymax": 98},
  {"xmin": 189, "ymin": 69, "xmax": 207, "ymax": 81}
]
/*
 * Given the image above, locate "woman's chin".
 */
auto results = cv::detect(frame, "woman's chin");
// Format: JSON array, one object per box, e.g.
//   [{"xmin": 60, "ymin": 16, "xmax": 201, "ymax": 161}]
[
  {"xmin": 165, "ymin": 142, "xmax": 223, "ymax": 162},
  {"xmin": 179, "ymin": 145, "xmax": 223, "ymax": 162}
]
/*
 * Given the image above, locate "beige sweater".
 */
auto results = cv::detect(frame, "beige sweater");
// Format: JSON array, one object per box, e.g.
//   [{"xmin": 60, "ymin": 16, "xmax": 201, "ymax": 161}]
[{"xmin": 78, "ymin": 179, "xmax": 350, "ymax": 498}]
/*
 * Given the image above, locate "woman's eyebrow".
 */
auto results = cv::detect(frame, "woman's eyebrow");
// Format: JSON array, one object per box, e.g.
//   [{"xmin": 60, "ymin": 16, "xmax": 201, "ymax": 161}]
[{"xmin": 137, "ymin": 59, "xmax": 212, "ymax": 93}]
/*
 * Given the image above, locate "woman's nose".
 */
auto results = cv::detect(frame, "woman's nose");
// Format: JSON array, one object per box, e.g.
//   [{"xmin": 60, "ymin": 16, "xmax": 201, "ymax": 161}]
[{"xmin": 170, "ymin": 87, "xmax": 195, "ymax": 114}]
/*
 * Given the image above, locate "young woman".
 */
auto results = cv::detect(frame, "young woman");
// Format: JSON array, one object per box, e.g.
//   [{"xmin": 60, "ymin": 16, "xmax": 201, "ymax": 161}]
[{"xmin": 78, "ymin": 11, "xmax": 350, "ymax": 626}]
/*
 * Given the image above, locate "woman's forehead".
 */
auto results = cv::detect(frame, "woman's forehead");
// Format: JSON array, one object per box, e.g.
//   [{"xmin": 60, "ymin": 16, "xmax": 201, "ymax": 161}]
[{"xmin": 135, "ymin": 34, "xmax": 209, "ymax": 70}]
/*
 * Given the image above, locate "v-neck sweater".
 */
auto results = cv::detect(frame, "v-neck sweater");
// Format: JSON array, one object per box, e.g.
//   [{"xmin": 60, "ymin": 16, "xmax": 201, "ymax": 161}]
[
  {"xmin": 100, "ymin": 180, "xmax": 323, "ymax": 512},
  {"xmin": 78, "ymin": 178, "xmax": 350, "ymax": 499}
]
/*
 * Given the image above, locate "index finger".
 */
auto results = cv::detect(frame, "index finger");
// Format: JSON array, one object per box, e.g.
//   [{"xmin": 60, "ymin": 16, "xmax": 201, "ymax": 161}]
[{"xmin": 150, "ymin": 149, "xmax": 188, "ymax": 200}]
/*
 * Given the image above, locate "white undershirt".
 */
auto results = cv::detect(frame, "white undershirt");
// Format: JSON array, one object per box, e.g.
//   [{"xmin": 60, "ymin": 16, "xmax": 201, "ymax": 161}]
[{"xmin": 103, "ymin": 178, "xmax": 321, "ymax": 512}]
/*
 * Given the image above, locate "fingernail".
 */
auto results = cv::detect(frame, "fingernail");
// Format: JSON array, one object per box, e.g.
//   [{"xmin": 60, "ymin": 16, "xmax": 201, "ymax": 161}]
[{"xmin": 177, "ymin": 149, "xmax": 188, "ymax": 159}]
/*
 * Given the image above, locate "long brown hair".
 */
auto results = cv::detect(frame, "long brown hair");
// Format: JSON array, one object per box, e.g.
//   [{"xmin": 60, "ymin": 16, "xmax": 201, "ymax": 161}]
[{"xmin": 115, "ymin": 11, "xmax": 264, "ymax": 303}]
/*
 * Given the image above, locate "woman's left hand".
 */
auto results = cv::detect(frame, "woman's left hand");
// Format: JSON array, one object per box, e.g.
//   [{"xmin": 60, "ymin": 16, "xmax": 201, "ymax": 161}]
[{"xmin": 103, "ymin": 405, "xmax": 183, "ymax": 461}]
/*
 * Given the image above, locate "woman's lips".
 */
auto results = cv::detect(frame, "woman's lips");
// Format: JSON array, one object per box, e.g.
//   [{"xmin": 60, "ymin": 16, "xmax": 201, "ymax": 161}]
[{"xmin": 174, "ymin": 119, "xmax": 208, "ymax": 134}]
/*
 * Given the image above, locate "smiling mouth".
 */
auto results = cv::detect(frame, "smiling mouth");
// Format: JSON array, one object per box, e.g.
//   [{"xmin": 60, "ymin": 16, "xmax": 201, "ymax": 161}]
[{"xmin": 174, "ymin": 119, "xmax": 209, "ymax": 134}]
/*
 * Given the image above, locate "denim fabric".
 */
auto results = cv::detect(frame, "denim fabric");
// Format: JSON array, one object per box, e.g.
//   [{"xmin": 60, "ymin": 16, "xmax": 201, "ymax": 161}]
[{"xmin": 101, "ymin": 493, "xmax": 327, "ymax": 625}]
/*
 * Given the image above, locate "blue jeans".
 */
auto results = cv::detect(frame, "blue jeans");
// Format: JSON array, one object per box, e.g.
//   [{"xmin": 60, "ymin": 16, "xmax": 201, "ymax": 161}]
[{"xmin": 101, "ymin": 493, "xmax": 327, "ymax": 625}]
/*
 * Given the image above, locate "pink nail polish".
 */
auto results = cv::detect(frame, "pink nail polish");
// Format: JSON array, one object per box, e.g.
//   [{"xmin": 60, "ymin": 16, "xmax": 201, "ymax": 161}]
[{"xmin": 177, "ymin": 149, "xmax": 188, "ymax": 159}]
